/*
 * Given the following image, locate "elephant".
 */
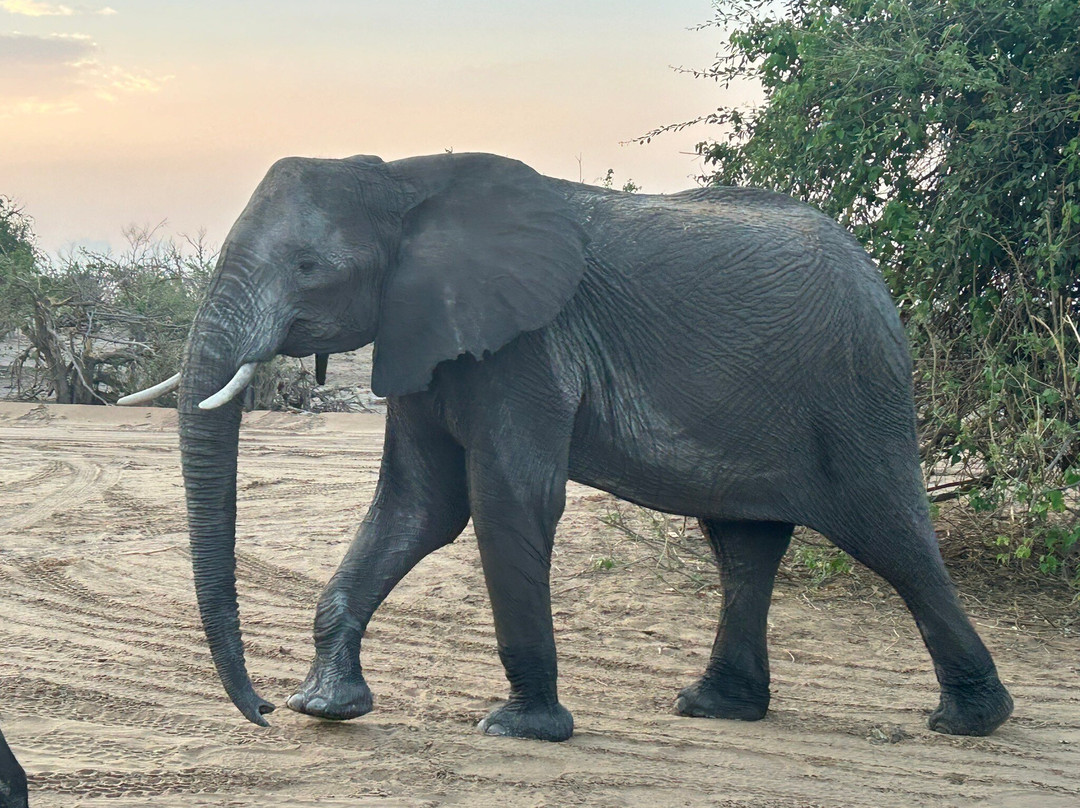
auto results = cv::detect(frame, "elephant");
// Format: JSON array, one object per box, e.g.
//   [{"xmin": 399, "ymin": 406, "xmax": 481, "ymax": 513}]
[
  {"xmin": 123, "ymin": 151, "xmax": 1013, "ymax": 742},
  {"xmin": 0, "ymin": 725, "xmax": 27, "ymax": 808}
]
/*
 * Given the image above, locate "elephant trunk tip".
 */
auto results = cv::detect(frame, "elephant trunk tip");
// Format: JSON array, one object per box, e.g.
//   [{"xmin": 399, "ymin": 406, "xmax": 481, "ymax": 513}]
[{"xmin": 235, "ymin": 691, "xmax": 276, "ymax": 726}]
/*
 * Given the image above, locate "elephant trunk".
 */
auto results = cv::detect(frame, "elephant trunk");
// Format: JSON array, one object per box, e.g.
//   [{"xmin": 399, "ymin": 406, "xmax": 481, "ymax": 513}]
[{"xmin": 178, "ymin": 294, "xmax": 278, "ymax": 725}]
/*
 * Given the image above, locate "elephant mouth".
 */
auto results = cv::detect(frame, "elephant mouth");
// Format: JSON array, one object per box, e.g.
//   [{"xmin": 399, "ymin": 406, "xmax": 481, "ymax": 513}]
[{"xmin": 279, "ymin": 319, "xmax": 370, "ymax": 358}]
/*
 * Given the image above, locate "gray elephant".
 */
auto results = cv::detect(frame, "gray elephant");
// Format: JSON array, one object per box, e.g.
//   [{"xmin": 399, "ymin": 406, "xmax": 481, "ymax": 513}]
[
  {"xmin": 124, "ymin": 152, "xmax": 1012, "ymax": 741},
  {"xmin": 0, "ymin": 726, "xmax": 27, "ymax": 808}
]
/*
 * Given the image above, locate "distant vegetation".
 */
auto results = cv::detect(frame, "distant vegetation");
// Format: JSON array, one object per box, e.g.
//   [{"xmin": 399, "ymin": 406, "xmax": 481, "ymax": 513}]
[
  {"xmin": 0, "ymin": 199, "xmax": 351, "ymax": 411},
  {"xmin": 640, "ymin": 0, "xmax": 1080, "ymax": 586},
  {"xmin": 0, "ymin": 198, "xmax": 212, "ymax": 405}
]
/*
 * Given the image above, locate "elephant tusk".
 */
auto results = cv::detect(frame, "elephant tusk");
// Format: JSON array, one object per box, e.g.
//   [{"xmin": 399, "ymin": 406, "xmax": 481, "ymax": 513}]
[
  {"xmin": 116, "ymin": 372, "xmax": 182, "ymax": 406},
  {"xmin": 199, "ymin": 363, "xmax": 259, "ymax": 410}
]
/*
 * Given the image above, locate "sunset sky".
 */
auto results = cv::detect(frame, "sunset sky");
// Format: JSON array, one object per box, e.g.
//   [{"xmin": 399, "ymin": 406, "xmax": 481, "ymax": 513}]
[{"xmin": 1, "ymin": 1, "xmax": 754, "ymax": 255}]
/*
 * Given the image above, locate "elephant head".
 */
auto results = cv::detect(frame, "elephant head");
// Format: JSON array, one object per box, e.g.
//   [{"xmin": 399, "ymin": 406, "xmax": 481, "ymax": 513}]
[{"xmin": 154, "ymin": 153, "xmax": 586, "ymax": 724}]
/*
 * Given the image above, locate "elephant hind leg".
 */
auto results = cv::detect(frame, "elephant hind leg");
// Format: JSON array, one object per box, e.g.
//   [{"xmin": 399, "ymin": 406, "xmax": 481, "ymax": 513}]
[
  {"xmin": 822, "ymin": 506, "xmax": 1012, "ymax": 736},
  {"xmin": 676, "ymin": 519, "xmax": 793, "ymax": 721}
]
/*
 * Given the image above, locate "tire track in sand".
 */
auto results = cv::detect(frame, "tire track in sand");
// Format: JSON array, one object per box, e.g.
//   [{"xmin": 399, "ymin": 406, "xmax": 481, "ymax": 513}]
[
  {"xmin": 0, "ymin": 459, "xmax": 121, "ymax": 532},
  {"xmin": 0, "ymin": 401, "xmax": 1078, "ymax": 808}
]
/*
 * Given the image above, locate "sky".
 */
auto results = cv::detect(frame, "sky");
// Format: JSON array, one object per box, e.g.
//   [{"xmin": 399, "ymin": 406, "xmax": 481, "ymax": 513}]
[{"xmin": 0, "ymin": 1, "xmax": 755, "ymax": 255}]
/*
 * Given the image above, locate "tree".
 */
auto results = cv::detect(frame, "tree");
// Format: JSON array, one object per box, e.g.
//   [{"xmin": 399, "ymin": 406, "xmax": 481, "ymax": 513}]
[
  {"xmin": 654, "ymin": 0, "xmax": 1080, "ymax": 579},
  {"xmin": 0, "ymin": 202, "xmax": 214, "ymax": 405}
]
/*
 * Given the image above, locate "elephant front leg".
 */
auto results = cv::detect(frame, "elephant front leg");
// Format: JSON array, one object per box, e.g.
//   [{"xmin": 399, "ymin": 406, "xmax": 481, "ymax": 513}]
[
  {"xmin": 677, "ymin": 519, "xmax": 793, "ymax": 721},
  {"xmin": 469, "ymin": 449, "xmax": 574, "ymax": 742},
  {"xmin": 287, "ymin": 408, "xmax": 469, "ymax": 721}
]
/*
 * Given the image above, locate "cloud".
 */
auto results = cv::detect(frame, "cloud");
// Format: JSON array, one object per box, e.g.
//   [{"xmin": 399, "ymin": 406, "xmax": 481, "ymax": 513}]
[
  {"xmin": 77, "ymin": 61, "xmax": 171, "ymax": 102},
  {"xmin": 0, "ymin": 32, "xmax": 169, "ymax": 118},
  {"xmin": 1, "ymin": 1, "xmax": 75, "ymax": 14},
  {"xmin": 1, "ymin": 98, "xmax": 81, "ymax": 115},
  {"xmin": 0, "ymin": 1, "xmax": 117, "ymax": 16},
  {"xmin": 0, "ymin": 31, "xmax": 95, "ymax": 63}
]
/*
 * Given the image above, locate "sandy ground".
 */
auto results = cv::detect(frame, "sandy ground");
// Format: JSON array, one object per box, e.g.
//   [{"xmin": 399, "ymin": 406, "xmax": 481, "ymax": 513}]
[{"xmin": 0, "ymin": 401, "xmax": 1078, "ymax": 808}]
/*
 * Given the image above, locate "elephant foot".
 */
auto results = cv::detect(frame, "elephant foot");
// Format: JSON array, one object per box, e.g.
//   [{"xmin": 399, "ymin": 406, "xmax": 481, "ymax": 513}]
[
  {"xmin": 286, "ymin": 656, "xmax": 373, "ymax": 721},
  {"xmin": 478, "ymin": 698, "xmax": 574, "ymax": 742},
  {"xmin": 675, "ymin": 674, "xmax": 770, "ymax": 721},
  {"xmin": 928, "ymin": 677, "xmax": 1013, "ymax": 736}
]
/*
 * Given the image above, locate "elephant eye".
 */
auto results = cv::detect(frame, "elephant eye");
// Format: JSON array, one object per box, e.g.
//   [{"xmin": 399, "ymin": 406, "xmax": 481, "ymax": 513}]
[{"xmin": 298, "ymin": 258, "xmax": 317, "ymax": 274}]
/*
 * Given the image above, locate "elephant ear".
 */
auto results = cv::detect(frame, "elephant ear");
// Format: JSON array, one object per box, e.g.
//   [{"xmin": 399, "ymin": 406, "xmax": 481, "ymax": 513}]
[{"xmin": 371, "ymin": 155, "xmax": 587, "ymax": 397}]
